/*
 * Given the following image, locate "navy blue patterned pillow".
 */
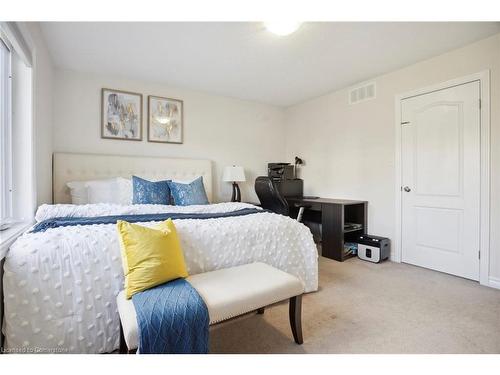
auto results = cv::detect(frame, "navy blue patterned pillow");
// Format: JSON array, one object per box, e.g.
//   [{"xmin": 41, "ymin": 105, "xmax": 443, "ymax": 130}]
[
  {"xmin": 132, "ymin": 176, "xmax": 171, "ymax": 205},
  {"xmin": 168, "ymin": 176, "xmax": 209, "ymax": 206}
]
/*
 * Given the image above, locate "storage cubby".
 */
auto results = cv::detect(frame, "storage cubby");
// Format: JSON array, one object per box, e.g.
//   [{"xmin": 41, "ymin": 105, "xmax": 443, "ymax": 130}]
[{"xmin": 287, "ymin": 198, "xmax": 368, "ymax": 262}]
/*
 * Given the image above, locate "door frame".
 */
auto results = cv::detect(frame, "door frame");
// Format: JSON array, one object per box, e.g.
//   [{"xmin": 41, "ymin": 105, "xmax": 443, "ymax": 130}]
[{"xmin": 394, "ymin": 70, "xmax": 491, "ymax": 287}]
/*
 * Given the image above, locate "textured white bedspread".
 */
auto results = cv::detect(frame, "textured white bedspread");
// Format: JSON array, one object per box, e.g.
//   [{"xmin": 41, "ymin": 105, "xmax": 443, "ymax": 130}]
[{"xmin": 3, "ymin": 203, "xmax": 318, "ymax": 353}]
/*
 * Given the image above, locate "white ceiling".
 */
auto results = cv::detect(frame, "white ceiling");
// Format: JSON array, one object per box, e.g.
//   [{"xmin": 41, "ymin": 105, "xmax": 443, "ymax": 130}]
[{"xmin": 40, "ymin": 22, "xmax": 500, "ymax": 107}]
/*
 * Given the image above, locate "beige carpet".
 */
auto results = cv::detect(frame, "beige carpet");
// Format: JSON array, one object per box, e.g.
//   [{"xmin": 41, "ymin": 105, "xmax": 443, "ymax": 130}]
[{"xmin": 210, "ymin": 256, "xmax": 500, "ymax": 353}]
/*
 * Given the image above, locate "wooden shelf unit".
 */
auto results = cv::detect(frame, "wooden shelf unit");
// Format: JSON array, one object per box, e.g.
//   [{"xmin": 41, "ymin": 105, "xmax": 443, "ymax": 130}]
[{"xmin": 287, "ymin": 198, "xmax": 368, "ymax": 262}]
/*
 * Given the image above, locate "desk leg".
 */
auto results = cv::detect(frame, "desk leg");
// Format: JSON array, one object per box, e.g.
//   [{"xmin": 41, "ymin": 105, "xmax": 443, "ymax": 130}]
[{"xmin": 321, "ymin": 204, "xmax": 344, "ymax": 261}]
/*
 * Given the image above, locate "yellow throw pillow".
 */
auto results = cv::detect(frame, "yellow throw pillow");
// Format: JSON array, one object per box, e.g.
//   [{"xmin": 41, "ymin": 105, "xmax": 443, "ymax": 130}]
[{"xmin": 117, "ymin": 219, "xmax": 189, "ymax": 299}]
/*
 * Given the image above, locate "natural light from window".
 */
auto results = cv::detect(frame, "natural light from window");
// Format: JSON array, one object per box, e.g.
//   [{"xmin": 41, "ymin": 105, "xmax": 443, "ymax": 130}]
[
  {"xmin": 0, "ymin": 25, "xmax": 34, "ymax": 250},
  {"xmin": 0, "ymin": 37, "xmax": 12, "ymax": 230}
]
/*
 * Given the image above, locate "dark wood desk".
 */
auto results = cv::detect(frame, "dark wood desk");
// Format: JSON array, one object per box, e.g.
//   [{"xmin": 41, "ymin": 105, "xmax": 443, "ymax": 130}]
[{"xmin": 286, "ymin": 197, "xmax": 368, "ymax": 262}]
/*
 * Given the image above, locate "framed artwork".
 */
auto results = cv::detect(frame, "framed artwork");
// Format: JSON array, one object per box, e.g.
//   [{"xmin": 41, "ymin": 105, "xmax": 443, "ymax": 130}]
[
  {"xmin": 148, "ymin": 95, "xmax": 183, "ymax": 144},
  {"xmin": 101, "ymin": 88, "xmax": 142, "ymax": 141}
]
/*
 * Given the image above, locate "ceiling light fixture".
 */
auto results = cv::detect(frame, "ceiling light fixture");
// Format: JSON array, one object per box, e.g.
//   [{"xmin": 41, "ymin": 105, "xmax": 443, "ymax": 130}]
[{"xmin": 264, "ymin": 21, "xmax": 302, "ymax": 36}]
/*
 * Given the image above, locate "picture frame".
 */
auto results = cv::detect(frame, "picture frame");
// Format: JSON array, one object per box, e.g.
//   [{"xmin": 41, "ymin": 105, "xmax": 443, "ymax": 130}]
[
  {"xmin": 147, "ymin": 95, "xmax": 183, "ymax": 144},
  {"xmin": 101, "ymin": 88, "xmax": 143, "ymax": 141}
]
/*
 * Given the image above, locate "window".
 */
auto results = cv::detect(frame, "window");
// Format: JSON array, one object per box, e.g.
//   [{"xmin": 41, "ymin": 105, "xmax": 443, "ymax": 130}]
[
  {"xmin": 0, "ymin": 24, "xmax": 34, "ymax": 255},
  {"xmin": 0, "ymin": 24, "xmax": 34, "ymax": 238},
  {"xmin": 0, "ymin": 37, "xmax": 12, "ymax": 229}
]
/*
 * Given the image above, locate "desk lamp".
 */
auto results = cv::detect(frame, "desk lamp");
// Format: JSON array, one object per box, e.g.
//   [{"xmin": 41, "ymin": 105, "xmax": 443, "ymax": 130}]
[
  {"xmin": 294, "ymin": 156, "xmax": 304, "ymax": 179},
  {"xmin": 223, "ymin": 166, "xmax": 246, "ymax": 202}
]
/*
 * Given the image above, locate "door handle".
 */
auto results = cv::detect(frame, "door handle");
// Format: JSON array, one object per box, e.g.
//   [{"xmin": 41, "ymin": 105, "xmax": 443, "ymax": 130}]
[{"xmin": 403, "ymin": 186, "xmax": 411, "ymax": 192}]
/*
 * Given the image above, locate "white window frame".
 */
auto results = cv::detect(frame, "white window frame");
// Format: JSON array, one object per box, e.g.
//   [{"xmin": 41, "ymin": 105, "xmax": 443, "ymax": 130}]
[
  {"xmin": 0, "ymin": 36, "xmax": 13, "ymax": 227},
  {"xmin": 0, "ymin": 24, "xmax": 35, "ymax": 260}
]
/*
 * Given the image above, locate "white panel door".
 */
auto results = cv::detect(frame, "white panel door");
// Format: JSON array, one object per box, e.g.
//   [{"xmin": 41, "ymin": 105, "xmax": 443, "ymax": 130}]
[{"xmin": 401, "ymin": 81, "xmax": 480, "ymax": 280}]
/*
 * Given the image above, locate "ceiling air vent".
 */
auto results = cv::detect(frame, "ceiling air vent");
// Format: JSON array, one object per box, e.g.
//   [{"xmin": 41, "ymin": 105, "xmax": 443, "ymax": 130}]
[{"xmin": 348, "ymin": 82, "xmax": 376, "ymax": 104}]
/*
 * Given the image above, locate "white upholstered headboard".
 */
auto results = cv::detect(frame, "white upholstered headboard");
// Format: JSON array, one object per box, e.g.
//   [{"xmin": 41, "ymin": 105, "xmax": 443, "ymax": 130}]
[{"xmin": 53, "ymin": 152, "xmax": 213, "ymax": 204}]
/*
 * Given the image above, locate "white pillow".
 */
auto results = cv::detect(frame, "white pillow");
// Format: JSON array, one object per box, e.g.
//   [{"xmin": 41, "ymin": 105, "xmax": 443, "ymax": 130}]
[
  {"xmin": 116, "ymin": 177, "xmax": 133, "ymax": 205},
  {"xmin": 85, "ymin": 178, "xmax": 120, "ymax": 204},
  {"xmin": 66, "ymin": 177, "xmax": 133, "ymax": 205},
  {"xmin": 66, "ymin": 181, "xmax": 89, "ymax": 205}
]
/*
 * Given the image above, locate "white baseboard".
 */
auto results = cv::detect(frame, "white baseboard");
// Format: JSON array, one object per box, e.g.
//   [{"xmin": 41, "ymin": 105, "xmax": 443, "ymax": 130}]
[{"xmin": 488, "ymin": 277, "xmax": 500, "ymax": 290}]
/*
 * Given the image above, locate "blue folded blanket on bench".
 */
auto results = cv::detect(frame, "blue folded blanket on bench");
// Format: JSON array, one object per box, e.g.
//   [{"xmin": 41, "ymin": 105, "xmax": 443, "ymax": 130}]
[
  {"xmin": 31, "ymin": 207, "xmax": 264, "ymax": 233},
  {"xmin": 132, "ymin": 278, "xmax": 210, "ymax": 354}
]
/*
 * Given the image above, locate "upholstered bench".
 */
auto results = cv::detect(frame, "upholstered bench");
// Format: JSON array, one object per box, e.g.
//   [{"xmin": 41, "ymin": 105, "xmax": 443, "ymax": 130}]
[{"xmin": 116, "ymin": 262, "xmax": 305, "ymax": 353}]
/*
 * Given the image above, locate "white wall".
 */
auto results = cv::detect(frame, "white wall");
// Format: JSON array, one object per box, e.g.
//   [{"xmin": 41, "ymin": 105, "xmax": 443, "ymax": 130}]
[
  {"xmin": 284, "ymin": 33, "xmax": 500, "ymax": 280},
  {"xmin": 52, "ymin": 70, "xmax": 285, "ymax": 202}
]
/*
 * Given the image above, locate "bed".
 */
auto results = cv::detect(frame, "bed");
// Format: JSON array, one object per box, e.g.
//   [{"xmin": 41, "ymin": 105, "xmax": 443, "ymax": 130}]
[{"xmin": 2, "ymin": 153, "xmax": 318, "ymax": 353}]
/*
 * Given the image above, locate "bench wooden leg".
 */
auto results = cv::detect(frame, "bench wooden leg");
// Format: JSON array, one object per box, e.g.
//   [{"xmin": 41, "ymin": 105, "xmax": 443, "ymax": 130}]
[
  {"xmin": 289, "ymin": 295, "xmax": 303, "ymax": 345},
  {"xmin": 257, "ymin": 307, "xmax": 265, "ymax": 314},
  {"xmin": 119, "ymin": 322, "xmax": 128, "ymax": 354}
]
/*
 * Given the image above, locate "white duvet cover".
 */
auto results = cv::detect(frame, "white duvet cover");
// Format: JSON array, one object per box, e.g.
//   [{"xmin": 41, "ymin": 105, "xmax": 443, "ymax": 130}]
[{"xmin": 3, "ymin": 203, "xmax": 318, "ymax": 353}]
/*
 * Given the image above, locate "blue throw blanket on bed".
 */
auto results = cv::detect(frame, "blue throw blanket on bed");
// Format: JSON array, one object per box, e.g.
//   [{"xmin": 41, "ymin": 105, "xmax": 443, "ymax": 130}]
[
  {"xmin": 31, "ymin": 207, "xmax": 264, "ymax": 233},
  {"xmin": 132, "ymin": 278, "xmax": 210, "ymax": 354}
]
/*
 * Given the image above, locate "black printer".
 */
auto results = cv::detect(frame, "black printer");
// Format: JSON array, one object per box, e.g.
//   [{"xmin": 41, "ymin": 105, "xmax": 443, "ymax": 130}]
[
  {"xmin": 268, "ymin": 162, "xmax": 295, "ymax": 180},
  {"xmin": 267, "ymin": 163, "xmax": 303, "ymax": 198}
]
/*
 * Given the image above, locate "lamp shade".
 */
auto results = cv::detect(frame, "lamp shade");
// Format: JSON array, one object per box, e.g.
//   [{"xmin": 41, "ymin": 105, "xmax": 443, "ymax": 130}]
[{"xmin": 222, "ymin": 166, "xmax": 246, "ymax": 182}]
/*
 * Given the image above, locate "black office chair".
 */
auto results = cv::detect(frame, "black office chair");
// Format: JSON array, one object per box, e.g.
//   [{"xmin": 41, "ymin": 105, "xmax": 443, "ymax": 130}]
[{"xmin": 254, "ymin": 176, "xmax": 308, "ymax": 222}]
